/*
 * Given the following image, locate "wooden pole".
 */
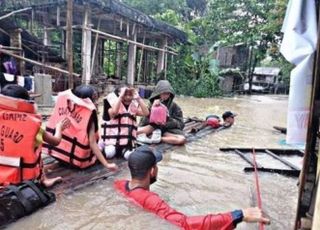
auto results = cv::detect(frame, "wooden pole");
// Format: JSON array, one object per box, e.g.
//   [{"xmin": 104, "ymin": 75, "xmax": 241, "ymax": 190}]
[
  {"xmin": 137, "ymin": 34, "xmax": 146, "ymax": 83},
  {"xmin": 88, "ymin": 27, "xmax": 178, "ymax": 55},
  {"xmin": 157, "ymin": 38, "xmax": 168, "ymax": 74},
  {"xmin": 66, "ymin": 0, "xmax": 74, "ymax": 88},
  {"xmin": 91, "ymin": 18, "xmax": 101, "ymax": 76},
  {"xmin": 0, "ymin": 48, "xmax": 80, "ymax": 77},
  {"xmin": 0, "ymin": 7, "xmax": 32, "ymax": 21},
  {"xmin": 127, "ymin": 31, "xmax": 137, "ymax": 85},
  {"xmin": 81, "ymin": 6, "xmax": 92, "ymax": 85}
]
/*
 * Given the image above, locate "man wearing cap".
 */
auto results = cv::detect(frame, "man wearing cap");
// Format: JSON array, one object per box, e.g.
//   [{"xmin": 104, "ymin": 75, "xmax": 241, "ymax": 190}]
[
  {"xmin": 114, "ymin": 146, "xmax": 270, "ymax": 229},
  {"xmin": 206, "ymin": 111, "xmax": 237, "ymax": 129}
]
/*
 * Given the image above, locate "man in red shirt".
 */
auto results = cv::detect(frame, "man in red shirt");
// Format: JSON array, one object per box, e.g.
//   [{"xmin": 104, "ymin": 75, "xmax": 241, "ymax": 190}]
[{"xmin": 114, "ymin": 146, "xmax": 270, "ymax": 229}]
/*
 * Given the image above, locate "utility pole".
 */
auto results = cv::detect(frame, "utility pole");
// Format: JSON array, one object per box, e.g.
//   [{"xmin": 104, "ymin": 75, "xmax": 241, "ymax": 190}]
[{"xmin": 66, "ymin": 0, "xmax": 74, "ymax": 88}]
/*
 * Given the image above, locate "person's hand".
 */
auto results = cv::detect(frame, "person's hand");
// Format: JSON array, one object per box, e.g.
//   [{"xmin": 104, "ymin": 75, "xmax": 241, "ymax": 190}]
[
  {"xmin": 133, "ymin": 89, "xmax": 141, "ymax": 101},
  {"xmin": 57, "ymin": 118, "xmax": 71, "ymax": 132},
  {"xmin": 106, "ymin": 163, "xmax": 118, "ymax": 171},
  {"xmin": 242, "ymin": 207, "xmax": 270, "ymax": 225},
  {"xmin": 119, "ymin": 87, "xmax": 126, "ymax": 99},
  {"xmin": 152, "ymin": 99, "xmax": 161, "ymax": 107}
]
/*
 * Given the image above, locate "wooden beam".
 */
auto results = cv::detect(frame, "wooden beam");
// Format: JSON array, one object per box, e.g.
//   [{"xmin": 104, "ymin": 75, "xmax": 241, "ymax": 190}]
[
  {"xmin": 88, "ymin": 27, "xmax": 178, "ymax": 56},
  {"xmin": 0, "ymin": 7, "xmax": 32, "ymax": 21},
  {"xmin": 66, "ymin": 0, "xmax": 74, "ymax": 88},
  {"xmin": 0, "ymin": 48, "xmax": 80, "ymax": 77}
]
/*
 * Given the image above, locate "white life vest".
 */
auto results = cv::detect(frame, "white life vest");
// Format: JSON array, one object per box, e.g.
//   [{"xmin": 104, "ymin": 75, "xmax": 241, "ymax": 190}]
[{"xmin": 101, "ymin": 92, "xmax": 138, "ymax": 147}]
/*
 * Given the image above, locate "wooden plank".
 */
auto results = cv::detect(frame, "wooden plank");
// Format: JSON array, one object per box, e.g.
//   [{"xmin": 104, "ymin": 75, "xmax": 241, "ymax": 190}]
[
  {"xmin": 234, "ymin": 149, "xmax": 263, "ymax": 168},
  {"xmin": 244, "ymin": 167, "xmax": 300, "ymax": 177},
  {"xmin": 0, "ymin": 48, "xmax": 79, "ymax": 77},
  {"xmin": 220, "ymin": 147, "xmax": 304, "ymax": 156},
  {"xmin": 0, "ymin": 7, "xmax": 32, "ymax": 21},
  {"xmin": 88, "ymin": 27, "xmax": 178, "ymax": 55},
  {"xmin": 265, "ymin": 149, "xmax": 300, "ymax": 170}
]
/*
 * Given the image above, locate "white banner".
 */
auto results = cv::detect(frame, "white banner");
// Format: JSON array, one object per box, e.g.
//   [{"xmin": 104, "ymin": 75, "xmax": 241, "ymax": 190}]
[{"xmin": 280, "ymin": 0, "xmax": 317, "ymax": 144}]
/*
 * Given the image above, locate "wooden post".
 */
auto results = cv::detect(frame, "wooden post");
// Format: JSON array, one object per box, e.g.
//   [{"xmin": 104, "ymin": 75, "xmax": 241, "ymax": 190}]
[
  {"xmin": 9, "ymin": 28, "xmax": 24, "ymax": 74},
  {"xmin": 57, "ymin": 6, "xmax": 60, "ymax": 26},
  {"xmin": 127, "ymin": 31, "xmax": 137, "ymax": 85},
  {"xmin": 91, "ymin": 18, "xmax": 101, "ymax": 76},
  {"xmin": 116, "ymin": 42, "xmax": 122, "ymax": 79},
  {"xmin": 157, "ymin": 37, "xmax": 168, "ymax": 75},
  {"xmin": 137, "ymin": 34, "xmax": 146, "ymax": 83},
  {"xmin": 31, "ymin": 8, "xmax": 34, "ymax": 33},
  {"xmin": 81, "ymin": 6, "xmax": 92, "ymax": 85},
  {"xmin": 66, "ymin": 0, "xmax": 74, "ymax": 88}
]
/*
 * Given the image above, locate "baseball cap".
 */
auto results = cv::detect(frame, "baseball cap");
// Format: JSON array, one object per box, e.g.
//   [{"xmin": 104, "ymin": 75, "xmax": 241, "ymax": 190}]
[
  {"xmin": 128, "ymin": 145, "xmax": 163, "ymax": 178},
  {"xmin": 222, "ymin": 111, "xmax": 237, "ymax": 120}
]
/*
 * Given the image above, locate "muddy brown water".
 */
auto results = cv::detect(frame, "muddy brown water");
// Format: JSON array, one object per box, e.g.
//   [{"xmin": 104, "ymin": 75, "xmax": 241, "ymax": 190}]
[{"xmin": 8, "ymin": 95, "xmax": 299, "ymax": 230}]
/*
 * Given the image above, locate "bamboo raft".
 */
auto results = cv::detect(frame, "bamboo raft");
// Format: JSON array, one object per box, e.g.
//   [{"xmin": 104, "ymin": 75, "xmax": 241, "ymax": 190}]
[{"xmin": 46, "ymin": 117, "xmax": 226, "ymax": 195}]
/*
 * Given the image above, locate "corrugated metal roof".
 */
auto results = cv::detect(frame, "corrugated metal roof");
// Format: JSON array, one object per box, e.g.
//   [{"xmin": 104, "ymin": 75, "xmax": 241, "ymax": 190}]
[{"xmin": 0, "ymin": 0, "xmax": 187, "ymax": 43}]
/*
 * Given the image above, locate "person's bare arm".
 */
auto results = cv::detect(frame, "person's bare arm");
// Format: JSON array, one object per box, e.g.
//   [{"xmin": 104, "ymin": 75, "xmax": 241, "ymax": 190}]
[
  {"xmin": 88, "ymin": 124, "xmax": 118, "ymax": 171},
  {"xmin": 43, "ymin": 118, "xmax": 70, "ymax": 146},
  {"xmin": 135, "ymin": 90, "xmax": 149, "ymax": 117},
  {"xmin": 109, "ymin": 88, "xmax": 126, "ymax": 119}
]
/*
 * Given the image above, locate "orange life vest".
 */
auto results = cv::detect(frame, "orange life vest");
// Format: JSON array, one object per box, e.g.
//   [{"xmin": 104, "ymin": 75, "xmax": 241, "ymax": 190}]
[
  {"xmin": 43, "ymin": 89, "xmax": 97, "ymax": 168},
  {"xmin": 101, "ymin": 92, "xmax": 138, "ymax": 147},
  {"xmin": 0, "ymin": 94, "xmax": 42, "ymax": 185}
]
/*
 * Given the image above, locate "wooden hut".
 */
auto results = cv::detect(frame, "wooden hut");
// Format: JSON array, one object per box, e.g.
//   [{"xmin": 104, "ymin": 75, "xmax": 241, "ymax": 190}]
[{"xmin": 0, "ymin": 0, "xmax": 187, "ymax": 93}]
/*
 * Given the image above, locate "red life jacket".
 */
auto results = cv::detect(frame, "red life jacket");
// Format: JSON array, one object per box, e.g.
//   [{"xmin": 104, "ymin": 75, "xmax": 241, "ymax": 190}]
[
  {"xmin": 101, "ymin": 92, "xmax": 138, "ymax": 147},
  {"xmin": 0, "ymin": 94, "xmax": 42, "ymax": 185},
  {"xmin": 43, "ymin": 89, "xmax": 97, "ymax": 168},
  {"xmin": 114, "ymin": 180, "xmax": 235, "ymax": 230},
  {"xmin": 149, "ymin": 104, "xmax": 167, "ymax": 125}
]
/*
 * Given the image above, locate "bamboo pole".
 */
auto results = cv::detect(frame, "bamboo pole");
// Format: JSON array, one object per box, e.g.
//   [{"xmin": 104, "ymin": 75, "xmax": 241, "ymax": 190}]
[
  {"xmin": 0, "ymin": 7, "xmax": 32, "ymax": 21},
  {"xmin": 0, "ymin": 48, "xmax": 80, "ymax": 77},
  {"xmin": 88, "ymin": 27, "xmax": 178, "ymax": 56}
]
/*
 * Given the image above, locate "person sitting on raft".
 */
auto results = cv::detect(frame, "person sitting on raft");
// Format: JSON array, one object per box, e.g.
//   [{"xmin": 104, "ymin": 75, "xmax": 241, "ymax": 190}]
[
  {"xmin": 0, "ymin": 84, "xmax": 70, "ymax": 187},
  {"xmin": 138, "ymin": 80, "xmax": 186, "ymax": 145},
  {"xmin": 43, "ymin": 85, "xmax": 118, "ymax": 171},
  {"xmin": 206, "ymin": 111, "xmax": 237, "ymax": 129},
  {"xmin": 114, "ymin": 146, "xmax": 270, "ymax": 229},
  {"xmin": 99, "ymin": 86, "xmax": 149, "ymax": 160}
]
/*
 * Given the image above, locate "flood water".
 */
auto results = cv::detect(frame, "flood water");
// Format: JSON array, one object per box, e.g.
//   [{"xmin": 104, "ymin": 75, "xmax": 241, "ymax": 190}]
[{"xmin": 8, "ymin": 95, "xmax": 300, "ymax": 230}]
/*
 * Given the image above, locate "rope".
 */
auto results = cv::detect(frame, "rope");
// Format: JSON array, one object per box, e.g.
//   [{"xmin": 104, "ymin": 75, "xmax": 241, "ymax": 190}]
[{"xmin": 252, "ymin": 148, "xmax": 264, "ymax": 230}]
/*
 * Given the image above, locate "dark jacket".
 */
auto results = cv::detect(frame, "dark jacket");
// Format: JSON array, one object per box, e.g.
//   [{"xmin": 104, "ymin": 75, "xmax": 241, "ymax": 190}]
[{"xmin": 140, "ymin": 80, "xmax": 184, "ymax": 132}]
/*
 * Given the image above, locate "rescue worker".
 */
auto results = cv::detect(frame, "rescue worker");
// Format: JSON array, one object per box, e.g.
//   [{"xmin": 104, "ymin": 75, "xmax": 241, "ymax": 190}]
[
  {"xmin": 114, "ymin": 147, "xmax": 270, "ymax": 229},
  {"xmin": 0, "ymin": 84, "xmax": 70, "ymax": 187},
  {"xmin": 43, "ymin": 85, "xmax": 117, "ymax": 171},
  {"xmin": 206, "ymin": 111, "xmax": 237, "ymax": 129},
  {"xmin": 138, "ymin": 80, "xmax": 186, "ymax": 145},
  {"xmin": 99, "ymin": 86, "xmax": 149, "ymax": 159}
]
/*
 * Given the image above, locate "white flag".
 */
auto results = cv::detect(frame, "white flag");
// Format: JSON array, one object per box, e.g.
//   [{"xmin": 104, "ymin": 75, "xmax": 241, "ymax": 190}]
[{"xmin": 280, "ymin": 0, "xmax": 317, "ymax": 145}]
